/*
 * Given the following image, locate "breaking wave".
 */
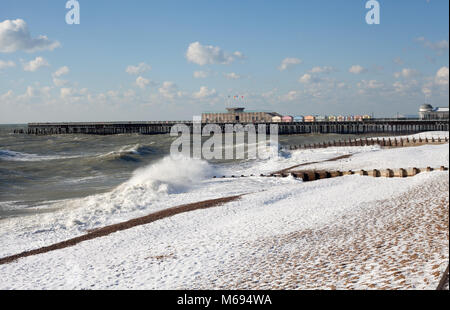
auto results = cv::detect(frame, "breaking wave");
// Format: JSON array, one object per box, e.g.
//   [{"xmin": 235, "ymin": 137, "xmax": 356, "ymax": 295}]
[
  {"xmin": 95, "ymin": 144, "xmax": 156, "ymax": 162},
  {"xmin": 60, "ymin": 155, "xmax": 216, "ymax": 228}
]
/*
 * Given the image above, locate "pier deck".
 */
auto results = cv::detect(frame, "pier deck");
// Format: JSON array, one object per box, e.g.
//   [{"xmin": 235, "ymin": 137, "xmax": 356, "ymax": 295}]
[{"xmin": 19, "ymin": 119, "xmax": 449, "ymax": 135}]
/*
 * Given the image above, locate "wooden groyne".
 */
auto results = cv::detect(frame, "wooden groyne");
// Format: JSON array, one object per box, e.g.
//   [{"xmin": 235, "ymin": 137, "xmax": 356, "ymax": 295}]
[
  {"xmin": 17, "ymin": 119, "xmax": 449, "ymax": 135},
  {"xmin": 284, "ymin": 136, "xmax": 449, "ymax": 150},
  {"xmin": 213, "ymin": 166, "xmax": 449, "ymax": 182},
  {"xmin": 437, "ymin": 264, "xmax": 449, "ymax": 290},
  {"xmin": 0, "ymin": 195, "xmax": 243, "ymax": 266}
]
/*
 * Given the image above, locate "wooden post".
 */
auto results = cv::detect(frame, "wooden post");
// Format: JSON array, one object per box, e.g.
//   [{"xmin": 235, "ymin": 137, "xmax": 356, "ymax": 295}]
[
  {"xmin": 371, "ymin": 169, "xmax": 381, "ymax": 177},
  {"xmin": 382, "ymin": 169, "xmax": 394, "ymax": 178}
]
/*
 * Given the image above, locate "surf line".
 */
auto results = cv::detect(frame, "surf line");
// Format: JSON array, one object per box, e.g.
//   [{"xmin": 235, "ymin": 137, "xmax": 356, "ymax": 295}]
[{"xmin": 0, "ymin": 195, "xmax": 243, "ymax": 266}]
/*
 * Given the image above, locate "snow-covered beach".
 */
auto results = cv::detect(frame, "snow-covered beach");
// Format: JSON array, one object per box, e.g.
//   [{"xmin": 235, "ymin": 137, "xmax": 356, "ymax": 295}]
[{"xmin": 0, "ymin": 132, "xmax": 448, "ymax": 290}]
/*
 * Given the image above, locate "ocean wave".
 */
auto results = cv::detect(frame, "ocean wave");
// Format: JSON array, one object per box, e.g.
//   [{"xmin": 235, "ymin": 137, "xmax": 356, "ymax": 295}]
[
  {"xmin": 95, "ymin": 144, "xmax": 156, "ymax": 162},
  {"xmin": 0, "ymin": 149, "xmax": 81, "ymax": 162},
  {"xmin": 54, "ymin": 155, "xmax": 216, "ymax": 228}
]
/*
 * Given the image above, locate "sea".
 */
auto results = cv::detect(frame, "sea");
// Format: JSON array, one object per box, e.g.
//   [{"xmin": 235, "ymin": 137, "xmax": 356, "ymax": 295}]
[{"xmin": 0, "ymin": 124, "xmax": 396, "ymax": 219}]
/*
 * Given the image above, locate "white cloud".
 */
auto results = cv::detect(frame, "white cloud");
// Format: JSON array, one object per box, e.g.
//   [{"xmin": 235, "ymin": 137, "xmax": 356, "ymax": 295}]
[
  {"xmin": 0, "ymin": 89, "xmax": 14, "ymax": 101},
  {"xmin": 232, "ymin": 51, "xmax": 245, "ymax": 59},
  {"xmin": 17, "ymin": 86, "xmax": 36, "ymax": 101},
  {"xmin": 126, "ymin": 62, "xmax": 151, "ymax": 75},
  {"xmin": 193, "ymin": 71, "xmax": 209, "ymax": 79},
  {"xmin": 53, "ymin": 78, "xmax": 69, "ymax": 87},
  {"xmin": 16, "ymin": 85, "xmax": 52, "ymax": 101},
  {"xmin": 0, "ymin": 19, "xmax": 60, "ymax": 53},
  {"xmin": 0, "ymin": 59, "xmax": 15, "ymax": 69},
  {"xmin": 192, "ymin": 86, "xmax": 217, "ymax": 99},
  {"xmin": 159, "ymin": 81, "xmax": 182, "ymax": 99},
  {"xmin": 435, "ymin": 66, "xmax": 449, "ymax": 86},
  {"xmin": 136, "ymin": 76, "xmax": 150, "ymax": 89},
  {"xmin": 186, "ymin": 42, "xmax": 243, "ymax": 66},
  {"xmin": 60, "ymin": 87, "xmax": 88, "ymax": 102},
  {"xmin": 357, "ymin": 80, "xmax": 384, "ymax": 92},
  {"xmin": 52, "ymin": 66, "xmax": 69, "ymax": 77},
  {"xmin": 60, "ymin": 87, "xmax": 74, "ymax": 99},
  {"xmin": 309, "ymin": 66, "xmax": 335, "ymax": 74},
  {"xmin": 298, "ymin": 73, "xmax": 322, "ymax": 84},
  {"xmin": 278, "ymin": 58, "xmax": 302, "ymax": 71},
  {"xmin": 349, "ymin": 65, "xmax": 367, "ymax": 74},
  {"xmin": 393, "ymin": 68, "xmax": 419, "ymax": 79},
  {"xmin": 280, "ymin": 90, "xmax": 300, "ymax": 102},
  {"xmin": 415, "ymin": 37, "xmax": 449, "ymax": 53},
  {"xmin": 224, "ymin": 72, "xmax": 241, "ymax": 80},
  {"xmin": 23, "ymin": 56, "xmax": 49, "ymax": 72},
  {"xmin": 393, "ymin": 79, "xmax": 419, "ymax": 94},
  {"xmin": 51, "ymin": 66, "xmax": 70, "ymax": 87}
]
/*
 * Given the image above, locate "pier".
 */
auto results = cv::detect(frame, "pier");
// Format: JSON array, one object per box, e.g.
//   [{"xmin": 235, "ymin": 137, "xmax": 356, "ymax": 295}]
[{"xmin": 18, "ymin": 119, "xmax": 449, "ymax": 135}]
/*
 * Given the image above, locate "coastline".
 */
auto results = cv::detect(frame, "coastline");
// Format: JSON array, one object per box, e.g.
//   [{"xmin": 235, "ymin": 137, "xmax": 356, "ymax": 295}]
[{"xmin": 0, "ymin": 133, "xmax": 448, "ymax": 289}]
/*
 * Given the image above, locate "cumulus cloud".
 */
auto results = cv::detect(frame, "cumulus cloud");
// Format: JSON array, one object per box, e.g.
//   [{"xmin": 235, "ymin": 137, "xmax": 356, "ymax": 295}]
[
  {"xmin": 415, "ymin": 37, "xmax": 449, "ymax": 53},
  {"xmin": 16, "ymin": 85, "xmax": 52, "ymax": 101},
  {"xmin": 280, "ymin": 90, "xmax": 300, "ymax": 102},
  {"xmin": 60, "ymin": 87, "xmax": 74, "ymax": 99},
  {"xmin": 159, "ymin": 81, "xmax": 182, "ymax": 99},
  {"xmin": 0, "ymin": 59, "xmax": 15, "ymax": 69},
  {"xmin": 278, "ymin": 58, "xmax": 302, "ymax": 71},
  {"xmin": 136, "ymin": 76, "xmax": 150, "ymax": 89},
  {"xmin": 193, "ymin": 71, "xmax": 209, "ymax": 79},
  {"xmin": 52, "ymin": 66, "xmax": 69, "ymax": 77},
  {"xmin": 53, "ymin": 78, "xmax": 69, "ymax": 87},
  {"xmin": 51, "ymin": 66, "xmax": 70, "ymax": 87},
  {"xmin": 60, "ymin": 87, "xmax": 89, "ymax": 102},
  {"xmin": 357, "ymin": 80, "xmax": 384, "ymax": 92},
  {"xmin": 393, "ymin": 68, "xmax": 419, "ymax": 79},
  {"xmin": 186, "ymin": 42, "xmax": 244, "ymax": 66},
  {"xmin": 192, "ymin": 86, "xmax": 217, "ymax": 99},
  {"xmin": 23, "ymin": 56, "xmax": 49, "ymax": 72},
  {"xmin": 126, "ymin": 62, "xmax": 151, "ymax": 75},
  {"xmin": 224, "ymin": 72, "xmax": 241, "ymax": 80},
  {"xmin": 298, "ymin": 73, "xmax": 323, "ymax": 84},
  {"xmin": 0, "ymin": 19, "xmax": 60, "ymax": 53},
  {"xmin": 0, "ymin": 89, "xmax": 14, "ymax": 101},
  {"xmin": 309, "ymin": 66, "xmax": 335, "ymax": 74},
  {"xmin": 393, "ymin": 79, "xmax": 419, "ymax": 94},
  {"xmin": 435, "ymin": 66, "xmax": 449, "ymax": 86},
  {"xmin": 349, "ymin": 65, "xmax": 367, "ymax": 74}
]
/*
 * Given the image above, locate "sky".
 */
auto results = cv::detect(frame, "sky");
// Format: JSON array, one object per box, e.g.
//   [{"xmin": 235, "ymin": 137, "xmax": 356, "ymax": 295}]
[{"xmin": 0, "ymin": 0, "xmax": 448, "ymax": 123}]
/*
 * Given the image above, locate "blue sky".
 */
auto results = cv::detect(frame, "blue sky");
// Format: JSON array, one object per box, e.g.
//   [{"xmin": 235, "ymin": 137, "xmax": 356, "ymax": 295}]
[{"xmin": 0, "ymin": 0, "xmax": 448, "ymax": 123}]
